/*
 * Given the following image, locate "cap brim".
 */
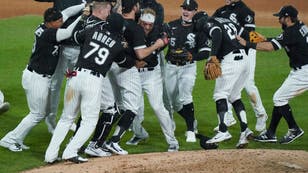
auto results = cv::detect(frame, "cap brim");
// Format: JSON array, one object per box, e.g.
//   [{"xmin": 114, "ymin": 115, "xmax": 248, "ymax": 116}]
[{"xmin": 273, "ymin": 13, "xmax": 280, "ymax": 17}]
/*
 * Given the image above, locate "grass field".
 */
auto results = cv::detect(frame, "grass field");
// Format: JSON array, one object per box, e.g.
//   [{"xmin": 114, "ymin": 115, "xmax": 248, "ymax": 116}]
[{"xmin": 0, "ymin": 16, "xmax": 307, "ymax": 173}]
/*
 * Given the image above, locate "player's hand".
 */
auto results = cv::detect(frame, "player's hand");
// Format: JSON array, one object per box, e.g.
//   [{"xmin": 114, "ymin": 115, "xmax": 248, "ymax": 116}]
[
  {"xmin": 154, "ymin": 38, "xmax": 167, "ymax": 49},
  {"xmin": 236, "ymin": 35, "xmax": 247, "ymax": 46},
  {"xmin": 135, "ymin": 60, "xmax": 147, "ymax": 68}
]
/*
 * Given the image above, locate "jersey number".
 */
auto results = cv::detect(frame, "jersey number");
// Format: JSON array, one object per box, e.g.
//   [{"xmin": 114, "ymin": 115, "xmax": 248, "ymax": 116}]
[
  {"xmin": 84, "ymin": 42, "xmax": 109, "ymax": 65},
  {"xmin": 224, "ymin": 23, "xmax": 238, "ymax": 40}
]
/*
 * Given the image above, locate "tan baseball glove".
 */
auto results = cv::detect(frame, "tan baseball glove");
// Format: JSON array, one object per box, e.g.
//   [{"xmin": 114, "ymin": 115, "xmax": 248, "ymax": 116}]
[
  {"xmin": 249, "ymin": 31, "xmax": 266, "ymax": 43},
  {"xmin": 204, "ymin": 56, "xmax": 222, "ymax": 80}
]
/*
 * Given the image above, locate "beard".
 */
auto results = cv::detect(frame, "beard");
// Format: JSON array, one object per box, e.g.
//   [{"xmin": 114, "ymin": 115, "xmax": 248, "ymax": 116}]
[{"xmin": 281, "ymin": 23, "xmax": 287, "ymax": 30}]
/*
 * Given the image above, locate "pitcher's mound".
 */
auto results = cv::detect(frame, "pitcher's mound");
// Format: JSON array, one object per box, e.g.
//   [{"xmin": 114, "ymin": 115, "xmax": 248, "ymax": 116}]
[{"xmin": 24, "ymin": 149, "xmax": 308, "ymax": 173}]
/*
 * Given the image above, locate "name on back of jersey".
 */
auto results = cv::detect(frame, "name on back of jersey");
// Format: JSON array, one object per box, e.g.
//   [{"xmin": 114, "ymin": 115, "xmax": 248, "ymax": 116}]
[{"xmin": 92, "ymin": 31, "xmax": 116, "ymax": 48}]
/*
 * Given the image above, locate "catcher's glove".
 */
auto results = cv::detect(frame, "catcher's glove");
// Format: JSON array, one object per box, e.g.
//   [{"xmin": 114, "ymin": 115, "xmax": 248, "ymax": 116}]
[
  {"xmin": 196, "ymin": 134, "xmax": 219, "ymax": 150},
  {"xmin": 169, "ymin": 48, "xmax": 193, "ymax": 63},
  {"xmin": 204, "ymin": 56, "xmax": 221, "ymax": 80},
  {"xmin": 249, "ymin": 31, "xmax": 266, "ymax": 43}
]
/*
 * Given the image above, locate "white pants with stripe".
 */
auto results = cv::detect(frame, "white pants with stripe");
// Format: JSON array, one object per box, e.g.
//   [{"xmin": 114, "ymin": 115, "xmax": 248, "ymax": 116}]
[
  {"xmin": 45, "ymin": 69, "xmax": 103, "ymax": 161},
  {"xmin": 214, "ymin": 50, "xmax": 249, "ymax": 102},
  {"xmin": 132, "ymin": 66, "xmax": 179, "ymax": 146},
  {"xmin": 1, "ymin": 68, "xmax": 51, "ymax": 145},
  {"xmin": 273, "ymin": 64, "xmax": 308, "ymax": 106}
]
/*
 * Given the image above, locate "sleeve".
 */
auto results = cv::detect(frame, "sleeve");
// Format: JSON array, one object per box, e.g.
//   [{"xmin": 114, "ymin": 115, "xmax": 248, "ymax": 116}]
[
  {"xmin": 114, "ymin": 47, "xmax": 135, "ymax": 68},
  {"xmin": 73, "ymin": 27, "xmax": 87, "ymax": 45},
  {"xmin": 270, "ymin": 33, "xmax": 285, "ymax": 50},
  {"xmin": 61, "ymin": 3, "xmax": 85, "ymax": 22},
  {"xmin": 132, "ymin": 25, "xmax": 147, "ymax": 50},
  {"xmin": 56, "ymin": 16, "xmax": 81, "ymax": 42},
  {"xmin": 193, "ymin": 31, "xmax": 211, "ymax": 61},
  {"xmin": 239, "ymin": 8, "xmax": 255, "ymax": 32},
  {"xmin": 209, "ymin": 25, "xmax": 222, "ymax": 56}
]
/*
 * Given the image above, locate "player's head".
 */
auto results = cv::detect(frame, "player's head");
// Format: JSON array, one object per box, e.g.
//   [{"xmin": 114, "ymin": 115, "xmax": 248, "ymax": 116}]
[
  {"xmin": 92, "ymin": 1, "xmax": 112, "ymax": 20},
  {"xmin": 180, "ymin": 0, "xmax": 198, "ymax": 25},
  {"xmin": 44, "ymin": 7, "xmax": 63, "ymax": 28},
  {"xmin": 122, "ymin": 0, "xmax": 140, "ymax": 14},
  {"xmin": 192, "ymin": 11, "xmax": 208, "ymax": 32},
  {"xmin": 139, "ymin": 8, "xmax": 156, "ymax": 35},
  {"xmin": 273, "ymin": 5, "xmax": 298, "ymax": 29},
  {"xmin": 105, "ymin": 12, "xmax": 125, "ymax": 34}
]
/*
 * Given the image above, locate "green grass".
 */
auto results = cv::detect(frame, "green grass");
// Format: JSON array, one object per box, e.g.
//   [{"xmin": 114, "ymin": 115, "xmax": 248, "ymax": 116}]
[{"xmin": 0, "ymin": 16, "xmax": 307, "ymax": 172}]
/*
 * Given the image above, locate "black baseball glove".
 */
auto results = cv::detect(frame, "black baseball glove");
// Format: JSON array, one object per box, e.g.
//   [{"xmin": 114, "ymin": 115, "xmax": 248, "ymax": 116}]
[
  {"xmin": 169, "ymin": 48, "xmax": 193, "ymax": 63},
  {"xmin": 196, "ymin": 134, "xmax": 219, "ymax": 150}
]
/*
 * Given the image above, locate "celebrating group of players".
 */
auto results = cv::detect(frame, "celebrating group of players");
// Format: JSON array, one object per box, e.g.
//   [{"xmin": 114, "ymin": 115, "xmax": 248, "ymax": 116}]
[{"xmin": 0, "ymin": 0, "xmax": 307, "ymax": 164}]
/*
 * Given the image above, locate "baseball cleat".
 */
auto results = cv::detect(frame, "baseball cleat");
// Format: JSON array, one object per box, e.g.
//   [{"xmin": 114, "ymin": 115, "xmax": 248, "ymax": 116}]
[
  {"xmin": 105, "ymin": 142, "xmax": 128, "ymax": 155},
  {"xmin": 65, "ymin": 155, "xmax": 88, "ymax": 164},
  {"xmin": 0, "ymin": 102, "xmax": 10, "ymax": 115},
  {"xmin": 255, "ymin": 114, "xmax": 268, "ymax": 132},
  {"xmin": 206, "ymin": 131, "xmax": 232, "ymax": 144},
  {"xmin": 85, "ymin": 144, "xmax": 112, "ymax": 157},
  {"xmin": 126, "ymin": 135, "xmax": 148, "ymax": 145},
  {"xmin": 279, "ymin": 128, "xmax": 304, "ymax": 144},
  {"xmin": 167, "ymin": 144, "xmax": 179, "ymax": 152},
  {"xmin": 254, "ymin": 130, "xmax": 277, "ymax": 143},
  {"xmin": 185, "ymin": 131, "xmax": 196, "ymax": 142},
  {"xmin": 236, "ymin": 128, "xmax": 254, "ymax": 149},
  {"xmin": 0, "ymin": 139, "xmax": 23, "ymax": 152},
  {"xmin": 45, "ymin": 157, "xmax": 61, "ymax": 164}
]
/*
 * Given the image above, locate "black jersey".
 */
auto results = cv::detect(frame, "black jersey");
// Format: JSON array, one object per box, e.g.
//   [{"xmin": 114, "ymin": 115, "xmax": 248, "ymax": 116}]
[
  {"xmin": 74, "ymin": 25, "xmax": 126, "ymax": 76},
  {"xmin": 142, "ymin": 26, "xmax": 161, "ymax": 67},
  {"xmin": 28, "ymin": 24, "xmax": 60, "ymax": 75},
  {"xmin": 205, "ymin": 17, "xmax": 247, "ymax": 59},
  {"xmin": 165, "ymin": 18, "xmax": 210, "ymax": 61},
  {"xmin": 270, "ymin": 21, "xmax": 308, "ymax": 69},
  {"xmin": 123, "ymin": 19, "xmax": 147, "ymax": 60}
]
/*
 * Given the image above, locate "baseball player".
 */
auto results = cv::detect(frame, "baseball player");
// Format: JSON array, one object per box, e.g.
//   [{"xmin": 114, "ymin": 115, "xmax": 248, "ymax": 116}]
[
  {"xmin": 35, "ymin": 0, "xmax": 88, "ymax": 134},
  {"xmin": 103, "ymin": 0, "xmax": 167, "ymax": 155},
  {"xmin": 125, "ymin": 8, "xmax": 179, "ymax": 152},
  {"xmin": 0, "ymin": 4, "xmax": 85, "ymax": 152},
  {"xmin": 238, "ymin": 5, "xmax": 306, "ymax": 144},
  {"xmin": 212, "ymin": 0, "xmax": 268, "ymax": 133},
  {"xmin": 0, "ymin": 90, "xmax": 10, "ymax": 115},
  {"xmin": 193, "ymin": 12, "xmax": 254, "ymax": 148},
  {"xmin": 163, "ymin": 0, "xmax": 210, "ymax": 143},
  {"xmin": 45, "ymin": 12, "xmax": 134, "ymax": 164}
]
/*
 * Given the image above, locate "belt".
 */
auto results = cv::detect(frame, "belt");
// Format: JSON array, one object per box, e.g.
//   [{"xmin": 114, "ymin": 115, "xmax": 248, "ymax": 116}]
[
  {"xmin": 138, "ymin": 67, "xmax": 154, "ymax": 72},
  {"xmin": 292, "ymin": 66, "xmax": 302, "ymax": 70},
  {"xmin": 27, "ymin": 66, "xmax": 52, "ymax": 78},
  {"xmin": 167, "ymin": 60, "xmax": 193, "ymax": 66},
  {"xmin": 75, "ymin": 67, "xmax": 101, "ymax": 77},
  {"xmin": 232, "ymin": 49, "xmax": 244, "ymax": 61}
]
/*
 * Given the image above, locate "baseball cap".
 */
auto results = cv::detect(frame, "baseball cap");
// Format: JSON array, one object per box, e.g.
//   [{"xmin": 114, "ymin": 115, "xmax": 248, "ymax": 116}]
[
  {"xmin": 106, "ymin": 13, "xmax": 124, "ymax": 33},
  {"xmin": 44, "ymin": 7, "xmax": 62, "ymax": 22},
  {"xmin": 180, "ymin": 0, "xmax": 198, "ymax": 11},
  {"xmin": 122, "ymin": 0, "xmax": 139, "ymax": 13},
  {"xmin": 273, "ymin": 5, "xmax": 298, "ymax": 18}
]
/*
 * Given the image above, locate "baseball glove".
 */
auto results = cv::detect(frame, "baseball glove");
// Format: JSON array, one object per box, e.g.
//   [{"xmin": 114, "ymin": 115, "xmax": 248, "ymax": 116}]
[
  {"xmin": 196, "ymin": 134, "xmax": 219, "ymax": 150},
  {"xmin": 204, "ymin": 56, "xmax": 221, "ymax": 80},
  {"xmin": 249, "ymin": 31, "xmax": 266, "ymax": 43},
  {"xmin": 169, "ymin": 48, "xmax": 193, "ymax": 63}
]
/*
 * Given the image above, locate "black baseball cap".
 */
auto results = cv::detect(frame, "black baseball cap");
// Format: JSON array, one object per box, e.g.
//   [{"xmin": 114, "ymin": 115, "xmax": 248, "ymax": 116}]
[
  {"xmin": 106, "ymin": 13, "xmax": 124, "ymax": 33},
  {"xmin": 44, "ymin": 7, "xmax": 62, "ymax": 22},
  {"xmin": 273, "ymin": 5, "xmax": 298, "ymax": 18},
  {"xmin": 180, "ymin": 0, "xmax": 198, "ymax": 11},
  {"xmin": 122, "ymin": 0, "xmax": 139, "ymax": 13}
]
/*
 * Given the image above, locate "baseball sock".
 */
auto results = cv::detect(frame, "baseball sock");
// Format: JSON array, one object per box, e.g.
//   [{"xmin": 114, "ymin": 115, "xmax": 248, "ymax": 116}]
[
  {"xmin": 278, "ymin": 104, "xmax": 299, "ymax": 130},
  {"xmin": 110, "ymin": 110, "xmax": 135, "ymax": 143},
  {"xmin": 232, "ymin": 99, "xmax": 248, "ymax": 132},
  {"xmin": 177, "ymin": 103, "xmax": 195, "ymax": 131},
  {"xmin": 216, "ymin": 99, "xmax": 228, "ymax": 132},
  {"xmin": 267, "ymin": 106, "xmax": 283, "ymax": 136}
]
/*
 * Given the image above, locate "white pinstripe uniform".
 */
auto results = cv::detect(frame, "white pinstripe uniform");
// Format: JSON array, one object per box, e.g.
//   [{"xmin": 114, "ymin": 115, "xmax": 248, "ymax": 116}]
[{"xmin": 0, "ymin": 5, "xmax": 83, "ymax": 152}]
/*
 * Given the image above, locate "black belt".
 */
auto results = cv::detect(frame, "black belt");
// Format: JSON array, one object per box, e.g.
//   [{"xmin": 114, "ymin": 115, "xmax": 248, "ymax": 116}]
[
  {"xmin": 232, "ymin": 50, "xmax": 244, "ymax": 61},
  {"xmin": 75, "ymin": 67, "xmax": 101, "ymax": 77},
  {"xmin": 138, "ymin": 67, "xmax": 154, "ymax": 72},
  {"xmin": 27, "ymin": 66, "xmax": 51, "ymax": 78},
  {"xmin": 292, "ymin": 66, "xmax": 302, "ymax": 70},
  {"xmin": 168, "ymin": 60, "xmax": 193, "ymax": 66}
]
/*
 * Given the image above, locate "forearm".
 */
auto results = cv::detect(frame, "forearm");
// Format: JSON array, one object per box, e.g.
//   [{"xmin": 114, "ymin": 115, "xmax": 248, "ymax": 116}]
[
  {"xmin": 56, "ymin": 16, "xmax": 81, "ymax": 42},
  {"xmin": 62, "ymin": 3, "xmax": 85, "ymax": 22},
  {"xmin": 246, "ymin": 41, "xmax": 275, "ymax": 51}
]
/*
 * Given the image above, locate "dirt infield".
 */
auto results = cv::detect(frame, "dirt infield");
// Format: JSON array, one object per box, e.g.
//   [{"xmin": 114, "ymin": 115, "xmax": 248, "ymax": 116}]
[{"xmin": 2, "ymin": 0, "xmax": 308, "ymax": 173}]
